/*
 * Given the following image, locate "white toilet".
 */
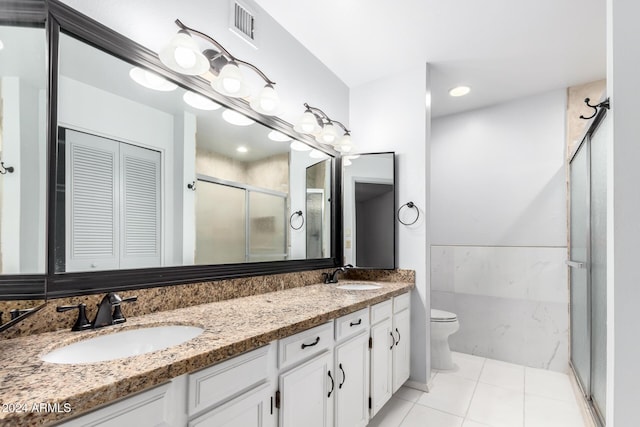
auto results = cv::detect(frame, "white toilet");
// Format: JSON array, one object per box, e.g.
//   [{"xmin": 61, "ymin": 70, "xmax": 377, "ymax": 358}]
[{"xmin": 430, "ymin": 309, "xmax": 460, "ymax": 370}]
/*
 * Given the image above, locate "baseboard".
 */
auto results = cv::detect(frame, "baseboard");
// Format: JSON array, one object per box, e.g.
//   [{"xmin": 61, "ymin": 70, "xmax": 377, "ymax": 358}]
[{"xmin": 404, "ymin": 379, "xmax": 429, "ymax": 392}]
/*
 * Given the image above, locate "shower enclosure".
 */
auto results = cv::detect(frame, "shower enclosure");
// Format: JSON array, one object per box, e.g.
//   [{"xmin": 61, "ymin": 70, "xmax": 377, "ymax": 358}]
[{"xmin": 567, "ymin": 107, "xmax": 608, "ymax": 426}]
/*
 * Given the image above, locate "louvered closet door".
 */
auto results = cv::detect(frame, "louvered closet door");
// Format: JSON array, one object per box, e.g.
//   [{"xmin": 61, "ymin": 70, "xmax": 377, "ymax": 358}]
[
  {"xmin": 66, "ymin": 130, "xmax": 120, "ymax": 271},
  {"xmin": 119, "ymin": 143, "xmax": 161, "ymax": 269}
]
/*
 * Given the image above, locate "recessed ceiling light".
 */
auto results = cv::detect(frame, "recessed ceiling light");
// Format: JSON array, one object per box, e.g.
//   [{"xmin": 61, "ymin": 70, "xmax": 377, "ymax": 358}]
[
  {"xmin": 268, "ymin": 130, "xmax": 292, "ymax": 142},
  {"xmin": 222, "ymin": 109, "xmax": 255, "ymax": 126},
  {"xmin": 449, "ymin": 86, "xmax": 471, "ymax": 97},
  {"xmin": 183, "ymin": 91, "xmax": 221, "ymax": 110},
  {"xmin": 236, "ymin": 146, "xmax": 248, "ymax": 153},
  {"xmin": 290, "ymin": 141, "xmax": 312, "ymax": 152},
  {"xmin": 129, "ymin": 67, "xmax": 177, "ymax": 91}
]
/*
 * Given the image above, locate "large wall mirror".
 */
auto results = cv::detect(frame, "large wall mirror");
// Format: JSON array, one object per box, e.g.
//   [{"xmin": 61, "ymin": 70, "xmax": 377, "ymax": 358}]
[
  {"xmin": 53, "ymin": 31, "xmax": 334, "ymax": 275},
  {"xmin": 342, "ymin": 152, "xmax": 395, "ymax": 269}
]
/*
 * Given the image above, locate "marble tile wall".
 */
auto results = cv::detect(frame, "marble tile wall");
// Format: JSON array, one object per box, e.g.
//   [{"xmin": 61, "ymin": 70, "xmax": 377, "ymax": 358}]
[{"xmin": 431, "ymin": 245, "xmax": 568, "ymax": 372}]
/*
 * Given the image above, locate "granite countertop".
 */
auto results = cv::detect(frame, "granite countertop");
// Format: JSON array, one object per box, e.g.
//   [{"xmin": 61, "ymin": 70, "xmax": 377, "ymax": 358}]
[{"xmin": 0, "ymin": 280, "xmax": 413, "ymax": 426}]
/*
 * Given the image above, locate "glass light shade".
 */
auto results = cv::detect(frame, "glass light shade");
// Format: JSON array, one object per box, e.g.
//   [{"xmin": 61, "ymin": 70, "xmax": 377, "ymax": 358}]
[
  {"xmin": 334, "ymin": 133, "xmax": 353, "ymax": 149},
  {"xmin": 250, "ymin": 84, "xmax": 281, "ymax": 115},
  {"xmin": 212, "ymin": 63, "xmax": 250, "ymax": 98},
  {"xmin": 317, "ymin": 123, "xmax": 338, "ymax": 145},
  {"xmin": 222, "ymin": 109, "xmax": 255, "ymax": 126},
  {"xmin": 268, "ymin": 131, "xmax": 292, "ymax": 142},
  {"xmin": 159, "ymin": 32, "xmax": 210, "ymax": 75},
  {"xmin": 293, "ymin": 111, "xmax": 320, "ymax": 135},
  {"xmin": 343, "ymin": 158, "xmax": 352, "ymax": 166},
  {"xmin": 183, "ymin": 91, "xmax": 221, "ymax": 110},
  {"xmin": 129, "ymin": 67, "xmax": 177, "ymax": 91},
  {"xmin": 290, "ymin": 141, "xmax": 312, "ymax": 151},
  {"xmin": 336, "ymin": 143, "xmax": 353, "ymax": 153},
  {"xmin": 309, "ymin": 149, "xmax": 328, "ymax": 159}
]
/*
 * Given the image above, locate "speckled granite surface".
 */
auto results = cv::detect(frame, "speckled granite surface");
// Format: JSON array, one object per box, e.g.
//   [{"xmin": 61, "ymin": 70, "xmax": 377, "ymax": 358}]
[{"xmin": 0, "ymin": 278, "xmax": 413, "ymax": 426}]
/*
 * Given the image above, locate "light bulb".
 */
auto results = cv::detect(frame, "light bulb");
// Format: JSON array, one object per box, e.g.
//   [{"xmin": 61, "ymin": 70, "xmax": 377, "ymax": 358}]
[
  {"xmin": 174, "ymin": 46, "xmax": 197, "ymax": 69},
  {"xmin": 294, "ymin": 111, "xmax": 320, "ymax": 135},
  {"xmin": 318, "ymin": 123, "xmax": 338, "ymax": 145},
  {"xmin": 251, "ymin": 85, "xmax": 281, "ymax": 115},
  {"xmin": 220, "ymin": 63, "xmax": 242, "ymax": 94}
]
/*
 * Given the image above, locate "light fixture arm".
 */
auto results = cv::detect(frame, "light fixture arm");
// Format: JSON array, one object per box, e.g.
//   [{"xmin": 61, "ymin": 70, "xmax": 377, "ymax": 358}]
[
  {"xmin": 303, "ymin": 103, "xmax": 351, "ymax": 134},
  {"xmin": 175, "ymin": 19, "xmax": 276, "ymax": 86}
]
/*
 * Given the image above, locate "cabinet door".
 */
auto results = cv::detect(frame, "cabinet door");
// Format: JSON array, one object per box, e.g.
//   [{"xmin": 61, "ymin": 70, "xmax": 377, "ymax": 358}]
[
  {"xmin": 335, "ymin": 332, "xmax": 369, "ymax": 427},
  {"xmin": 370, "ymin": 317, "xmax": 393, "ymax": 417},
  {"xmin": 392, "ymin": 308, "xmax": 411, "ymax": 393},
  {"xmin": 189, "ymin": 384, "xmax": 274, "ymax": 427},
  {"xmin": 279, "ymin": 351, "xmax": 334, "ymax": 427}
]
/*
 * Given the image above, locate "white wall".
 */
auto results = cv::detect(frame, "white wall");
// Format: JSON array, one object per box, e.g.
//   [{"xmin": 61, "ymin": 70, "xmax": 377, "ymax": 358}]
[
  {"xmin": 430, "ymin": 89, "xmax": 568, "ymax": 371},
  {"xmin": 606, "ymin": 0, "xmax": 640, "ymax": 424},
  {"xmin": 350, "ymin": 65, "xmax": 431, "ymax": 388}
]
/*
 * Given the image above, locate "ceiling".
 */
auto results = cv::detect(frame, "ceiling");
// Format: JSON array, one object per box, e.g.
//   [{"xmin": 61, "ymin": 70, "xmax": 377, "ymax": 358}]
[{"xmin": 253, "ymin": 0, "xmax": 606, "ymax": 117}]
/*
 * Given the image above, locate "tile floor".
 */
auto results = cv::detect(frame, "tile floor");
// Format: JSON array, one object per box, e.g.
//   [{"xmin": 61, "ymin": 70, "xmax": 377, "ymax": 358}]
[{"xmin": 369, "ymin": 352, "xmax": 588, "ymax": 427}]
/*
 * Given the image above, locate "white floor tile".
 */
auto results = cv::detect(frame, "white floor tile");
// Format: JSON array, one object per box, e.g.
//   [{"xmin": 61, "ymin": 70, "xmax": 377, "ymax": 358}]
[
  {"xmin": 525, "ymin": 394, "xmax": 586, "ymax": 427},
  {"xmin": 525, "ymin": 367, "xmax": 576, "ymax": 403},
  {"xmin": 467, "ymin": 382, "xmax": 524, "ymax": 427},
  {"xmin": 416, "ymin": 372, "xmax": 477, "ymax": 417},
  {"xmin": 448, "ymin": 352, "xmax": 486, "ymax": 381},
  {"xmin": 368, "ymin": 396, "xmax": 414, "ymax": 427},
  {"xmin": 479, "ymin": 358, "xmax": 525, "ymax": 392},
  {"xmin": 395, "ymin": 386, "xmax": 424, "ymax": 403},
  {"xmin": 400, "ymin": 405, "xmax": 464, "ymax": 427}
]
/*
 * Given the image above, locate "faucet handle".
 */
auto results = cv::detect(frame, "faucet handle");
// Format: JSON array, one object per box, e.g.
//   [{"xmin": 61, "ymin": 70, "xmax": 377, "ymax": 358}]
[
  {"xmin": 57, "ymin": 303, "xmax": 91, "ymax": 331},
  {"xmin": 112, "ymin": 296, "xmax": 137, "ymax": 324}
]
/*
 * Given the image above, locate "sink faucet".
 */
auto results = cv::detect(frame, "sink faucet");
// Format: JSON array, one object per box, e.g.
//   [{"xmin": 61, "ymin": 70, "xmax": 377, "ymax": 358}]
[
  {"xmin": 92, "ymin": 292, "xmax": 137, "ymax": 328},
  {"xmin": 323, "ymin": 264, "xmax": 354, "ymax": 284}
]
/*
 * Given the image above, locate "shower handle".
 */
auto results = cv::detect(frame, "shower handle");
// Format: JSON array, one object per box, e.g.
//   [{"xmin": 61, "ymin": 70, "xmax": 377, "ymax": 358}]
[{"xmin": 566, "ymin": 260, "xmax": 586, "ymax": 269}]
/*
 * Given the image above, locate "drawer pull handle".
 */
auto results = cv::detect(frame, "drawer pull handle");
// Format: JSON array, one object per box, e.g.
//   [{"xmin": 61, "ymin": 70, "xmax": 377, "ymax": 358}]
[
  {"xmin": 339, "ymin": 363, "xmax": 346, "ymax": 389},
  {"xmin": 301, "ymin": 336, "xmax": 320, "ymax": 349},
  {"xmin": 389, "ymin": 332, "xmax": 395, "ymax": 350},
  {"xmin": 395, "ymin": 328, "xmax": 401, "ymax": 346},
  {"xmin": 328, "ymin": 370, "xmax": 335, "ymax": 398},
  {"xmin": 349, "ymin": 319, "xmax": 362, "ymax": 327}
]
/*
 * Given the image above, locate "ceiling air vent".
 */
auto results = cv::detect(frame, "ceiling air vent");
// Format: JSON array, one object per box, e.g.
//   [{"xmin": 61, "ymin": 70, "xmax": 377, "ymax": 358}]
[{"xmin": 230, "ymin": 1, "xmax": 258, "ymax": 48}]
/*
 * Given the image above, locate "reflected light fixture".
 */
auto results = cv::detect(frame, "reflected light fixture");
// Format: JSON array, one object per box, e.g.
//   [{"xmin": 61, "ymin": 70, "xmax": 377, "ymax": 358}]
[
  {"xmin": 183, "ymin": 91, "xmax": 221, "ymax": 110},
  {"xmin": 294, "ymin": 103, "xmax": 353, "ymax": 150},
  {"xmin": 290, "ymin": 140, "xmax": 312, "ymax": 152},
  {"xmin": 268, "ymin": 130, "xmax": 292, "ymax": 142},
  {"xmin": 343, "ymin": 158, "xmax": 352, "ymax": 166},
  {"xmin": 222, "ymin": 109, "xmax": 255, "ymax": 126},
  {"xmin": 129, "ymin": 67, "xmax": 177, "ymax": 91},
  {"xmin": 449, "ymin": 85, "xmax": 471, "ymax": 97},
  {"xmin": 309, "ymin": 149, "xmax": 328, "ymax": 159},
  {"xmin": 159, "ymin": 19, "xmax": 281, "ymax": 115}
]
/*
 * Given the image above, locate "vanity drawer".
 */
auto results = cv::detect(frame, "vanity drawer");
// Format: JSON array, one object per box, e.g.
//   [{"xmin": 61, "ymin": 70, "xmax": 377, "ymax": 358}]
[
  {"xmin": 188, "ymin": 344, "xmax": 272, "ymax": 417},
  {"xmin": 370, "ymin": 299, "xmax": 392, "ymax": 324},
  {"xmin": 335, "ymin": 308, "xmax": 369, "ymax": 342},
  {"xmin": 393, "ymin": 292, "xmax": 411, "ymax": 313},
  {"xmin": 278, "ymin": 321, "xmax": 333, "ymax": 370}
]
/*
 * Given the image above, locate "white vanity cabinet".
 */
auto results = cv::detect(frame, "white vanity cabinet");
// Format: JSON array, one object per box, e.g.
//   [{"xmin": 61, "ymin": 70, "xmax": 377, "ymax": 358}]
[
  {"xmin": 189, "ymin": 383, "xmax": 274, "ymax": 427},
  {"xmin": 369, "ymin": 292, "xmax": 411, "ymax": 416},
  {"xmin": 333, "ymin": 308, "xmax": 370, "ymax": 427},
  {"xmin": 277, "ymin": 322, "xmax": 335, "ymax": 427}
]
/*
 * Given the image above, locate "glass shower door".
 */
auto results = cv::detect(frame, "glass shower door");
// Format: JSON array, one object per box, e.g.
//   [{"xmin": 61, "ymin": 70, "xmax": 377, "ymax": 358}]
[{"xmin": 569, "ymin": 142, "xmax": 590, "ymax": 395}]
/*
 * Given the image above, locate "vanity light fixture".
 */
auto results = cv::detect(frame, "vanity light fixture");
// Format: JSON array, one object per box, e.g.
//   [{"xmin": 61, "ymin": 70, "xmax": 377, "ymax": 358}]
[
  {"xmin": 129, "ymin": 67, "xmax": 177, "ymax": 91},
  {"xmin": 268, "ymin": 130, "xmax": 292, "ymax": 142},
  {"xmin": 183, "ymin": 91, "xmax": 221, "ymax": 110},
  {"xmin": 159, "ymin": 19, "xmax": 281, "ymax": 115},
  {"xmin": 290, "ymin": 140, "xmax": 312, "ymax": 152},
  {"xmin": 222, "ymin": 109, "xmax": 255, "ymax": 126},
  {"xmin": 294, "ymin": 103, "xmax": 353, "ymax": 151},
  {"xmin": 448, "ymin": 85, "xmax": 471, "ymax": 97}
]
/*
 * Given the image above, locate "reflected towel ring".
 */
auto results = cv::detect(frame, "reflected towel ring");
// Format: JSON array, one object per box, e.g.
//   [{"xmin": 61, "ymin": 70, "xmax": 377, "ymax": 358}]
[
  {"xmin": 397, "ymin": 201, "xmax": 419, "ymax": 226},
  {"xmin": 290, "ymin": 210, "xmax": 304, "ymax": 230}
]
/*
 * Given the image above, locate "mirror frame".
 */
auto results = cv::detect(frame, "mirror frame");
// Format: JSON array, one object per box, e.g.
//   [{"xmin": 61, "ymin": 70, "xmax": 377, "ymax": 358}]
[{"xmin": 0, "ymin": 0, "xmax": 343, "ymax": 300}]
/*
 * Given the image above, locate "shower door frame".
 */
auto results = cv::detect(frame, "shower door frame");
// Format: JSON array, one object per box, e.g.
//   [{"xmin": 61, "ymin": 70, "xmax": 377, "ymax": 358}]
[{"xmin": 567, "ymin": 107, "xmax": 608, "ymax": 427}]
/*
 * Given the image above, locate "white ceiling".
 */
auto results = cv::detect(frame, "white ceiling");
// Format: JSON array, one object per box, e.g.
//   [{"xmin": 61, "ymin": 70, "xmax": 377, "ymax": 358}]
[{"xmin": 254, "ymin": 0, "xmax": 606, "ymax": 117}]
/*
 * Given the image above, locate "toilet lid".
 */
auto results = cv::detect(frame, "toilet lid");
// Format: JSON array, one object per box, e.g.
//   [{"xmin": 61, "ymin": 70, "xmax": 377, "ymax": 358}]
[{"xmin": 431, "ymin": 309, "xmax": 457, "ymax": 322}]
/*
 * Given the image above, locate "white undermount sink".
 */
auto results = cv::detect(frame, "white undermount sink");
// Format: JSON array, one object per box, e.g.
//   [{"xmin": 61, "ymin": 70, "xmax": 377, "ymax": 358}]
[
  {"xmin": 336, "ymin": 283, "xmax": 382, "ymax": 291},
  {"xmin": 41, "ymin": 325, "xmax": 204, "ymax": 364}
]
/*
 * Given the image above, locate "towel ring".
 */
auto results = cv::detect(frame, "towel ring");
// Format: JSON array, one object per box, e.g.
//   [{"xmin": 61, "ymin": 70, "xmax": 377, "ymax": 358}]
[
  {"xmin": 397, "ymin": 201, "xmax": 419, "ymax": 226},
  {"xmin": 289, "ymin": 210, "xmax": 304, "ymax": 230}
]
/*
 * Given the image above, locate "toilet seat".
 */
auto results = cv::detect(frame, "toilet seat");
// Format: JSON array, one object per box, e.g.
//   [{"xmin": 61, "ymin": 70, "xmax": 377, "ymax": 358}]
[{"xmin": 431, "ymin": 309, "xmax": 457, "ymax": 322}]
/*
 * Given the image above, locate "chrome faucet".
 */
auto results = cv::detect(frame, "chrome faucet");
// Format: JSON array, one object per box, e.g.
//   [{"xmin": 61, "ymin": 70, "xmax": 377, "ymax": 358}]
[{"xmin": 323, "ymin": 264, "xmax": 354, "ymax": 284}]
